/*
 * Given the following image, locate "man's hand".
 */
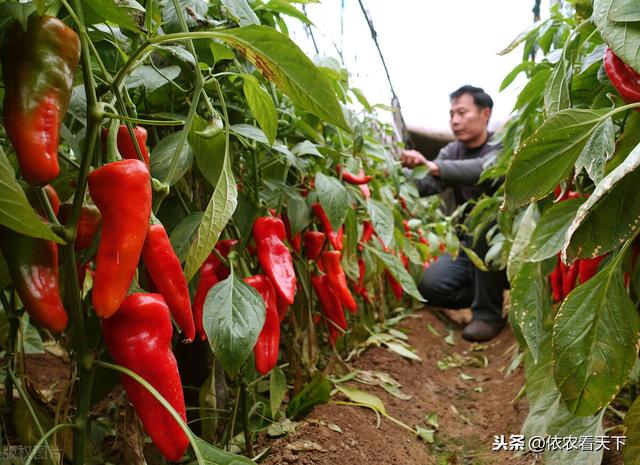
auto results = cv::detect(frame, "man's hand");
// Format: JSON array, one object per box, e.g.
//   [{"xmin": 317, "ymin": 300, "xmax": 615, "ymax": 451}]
[{"xmin": 400, "ymin": 149, "xmax": 440, "ymax": 176}]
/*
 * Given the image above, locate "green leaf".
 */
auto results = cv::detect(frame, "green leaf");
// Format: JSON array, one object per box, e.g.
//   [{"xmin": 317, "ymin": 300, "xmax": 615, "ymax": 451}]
[
  {"xmin": 191, "ymin": 436, "xmax": 255, "ymax": 465},
  {"xmin": 269, "ymin": 366, "xmax": 287, "ymax": 417},
  {"xmin": 528, "ymin": 198, "xmax": 585, "ymax": 262},
  {"xmin": 203, "ymin": 272, "xmax": 265, "ymax": 377},
  {"xmin": 82, "ymin": 0, "xmax": 144, "ymax": 33},
  {"xmin": 594, "ymin": 0, "xmax": 640, "ymax": 73},
  {"xmin": 287, "ymin": 198, "xmax": 311, "ymax": 236},
  {"xmin": 163, "ymin": 0, "xmax": 208, "ymax": 33},
  {"xmin": 608, "ymin": 0, "xmax": 640, "ymax": 22},
  {"xmin": 337, "ymin": 385, "xmax": 386, "ymax": 415},
  {"xmin": 504, "ymin": 109, "xmax": 608, "ymax": 210},
  {"xmin": 575, "ymin": 117, "xmax": 615, "ymax": 184},
  {"xmin": 184, "ymin": 140, "xmax": 238, "ymax": 281},
  {"xmin": 291, "ymin": 140, "xmax": 322, "ymax": 157},
  {"xmin": 367, "ymin": 246, "xmax": 424, "ymax": 302},
  {"xmin": 125, "ymin": 65, "xmax": 181, "ymax": 93},
  {"xmin": 286, "ymin": 372, "xmax": 331, "ymax": 419},
  {"xmin": 211, "ymin": 26, "xmax": 349, "ymax": 131},
  {"xmin": 415, "ymin": 426, "xmax": 435, "ymax": 444},
  {"xmin": 262, "ymin": 0, "xmax": 313, "ymax": 26},
  {"xmin": 513, "ymin": 68, "xmax": 551, "ymax": 111},
  {"xmin": 366, "ymin": 199, "xmax": 393, "ymax": 248},
  {"xmin": 507, "ymin": 203, "xmax": 539, "ymax": 282},
  {"xmin": 552, "ymin": 252, "xmax": 640, "ymax": 416},
  {"xmin": 0, "ymin": 149, "xmax": 62, "ymax": 243},
  {"xmin": 625, "ymin": 396, "xmax": 640, "ymax": 465},
  {"xmin": 510, "ymin": 261, "xmax": 549, "ymax": 363},
  {"xmin": 0, "ymin": 2, "xmax": 36, "ymax": 31},
  {"xmin": 545, "ymin": 409, "xmax": 605, "ymax": 465},
  {"xmin": 169, "ymin": 213, "xmax": 204, "ymax": 263},
  {"xmin": 221, "ymin": 0, "xmax": 260, "ymax": 26},
  {"xmin": 315, "ymin": 172, "xmax": 349, "ymax": 231},
  {"xmin": 461, "ymin": 247, "xmax": 488, "ymax": 272},
  {"xmin": 544, "ymin": 58, "xmax": 571, "ymax": 115},
  {"xmin": 190, "ymin": 119, "xmax": 226, "ymax": 187},
  {"xmin": 564, "ymin": 142, "xmax": 640, "ymax": 261},
  {"xmin": 242, "ymin": 74, "xmax": 278, "ymax": 145},
  {"xmin": 151, "ymin": 131, "xmax": 194, "ymax": 186}
]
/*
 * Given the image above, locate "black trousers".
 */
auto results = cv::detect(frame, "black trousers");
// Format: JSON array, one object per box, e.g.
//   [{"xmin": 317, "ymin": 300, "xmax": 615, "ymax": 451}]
[{"xmin": 418, "ymin": 234, "xmax": 508, "ymax": 323}]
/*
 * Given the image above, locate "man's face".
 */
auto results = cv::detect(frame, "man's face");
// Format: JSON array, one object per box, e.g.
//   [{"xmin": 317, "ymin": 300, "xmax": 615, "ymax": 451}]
[{"xmin": 449, "ymin": 93, "xmax": 491, "ymax": 147}]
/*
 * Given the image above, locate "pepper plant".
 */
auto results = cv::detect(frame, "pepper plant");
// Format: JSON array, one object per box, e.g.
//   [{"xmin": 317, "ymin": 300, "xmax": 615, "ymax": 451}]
[
  {"xmin": 0, "ymin": 0, "xmax": 451, "ymax": 462},
  {"xmin": 469, "ymin": 1, "xmax": 640, "ymax": 463}
]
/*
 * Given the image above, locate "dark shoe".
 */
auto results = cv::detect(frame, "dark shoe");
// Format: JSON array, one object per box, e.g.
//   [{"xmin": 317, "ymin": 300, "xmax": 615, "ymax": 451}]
[{"xmin": 462, "ymin": 319, "xmax": 505, "ymax": 342}]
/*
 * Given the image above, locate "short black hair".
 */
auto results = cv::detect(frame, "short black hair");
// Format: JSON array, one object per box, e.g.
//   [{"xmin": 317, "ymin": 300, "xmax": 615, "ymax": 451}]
[{"xmin": 449, "ymin": 85, "xmax": 493, "ymax": 110}]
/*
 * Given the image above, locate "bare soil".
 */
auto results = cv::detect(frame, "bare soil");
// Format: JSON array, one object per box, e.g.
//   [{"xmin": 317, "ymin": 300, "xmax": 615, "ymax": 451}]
[{"xmin": 263, "ymin": 308, "xmax": 534, "ymax": 465}]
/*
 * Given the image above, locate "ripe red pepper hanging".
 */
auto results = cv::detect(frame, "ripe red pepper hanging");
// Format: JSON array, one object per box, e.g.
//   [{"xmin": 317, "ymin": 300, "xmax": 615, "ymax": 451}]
[
  {"xmin": 604, "ymin": 47, "xmax": 640, "ymax": 105},
  {"xmin": 561, "ymin": 260, "xmax": 579, "ymax": 298},
  {"xmin": 253, "ymin": 217, "xmax": 297, "ymax": 304},
  {"xmin": 303, "ymin": 231, "xmax": 326, "ymax": 261},
  {"xmin": 244, "ymin": 275, "xmax": 280, "ymax": 375},
  {"xmin": 2, "ymin": 15, "xmax": 81, "ymax": 186},
  {"xmin": 311, "ymin": 203, "xmax": 343, "ymax": 251},
  {"xmin": 58, "ymin": 203, "xmax": 102, "ymax": 251},
  {"xmin": 101, "ymin": 293, "xmax": 189, "ymax": 461},
  {"xmin": 193, "ymin": 239, "xmax": 237, "ymax": 341},
  {"xmin": 0, "ymin": 185, "xmax": 67, "ymax": 332},
  {"xmin": 550, "ymin": 255, "xmax": 563, "ymax": 303},
  {"xmin": 336, "ymin": 164, "xmax": 372, "ymax": 185},
  {"xmin": 89, "ymin": 159, "xmax": 151, "ymax": 318},
  {"xmin": 387, "ymin": 271, "xmax": 403, "ymax": 300},
  {"xmin": 578, "ymin": 255, "xmax": 606, "ymax": 284},
  {"xmin": 311, "ymin": 274, "xmax": 347, "ymax": 344},
  {"xmin": 142, "ymin": 221, "xmax": 195, "ymax": 342},
  {"xmin": 321, "ymin": 250, "xmax": 357, "ymax": 314}
]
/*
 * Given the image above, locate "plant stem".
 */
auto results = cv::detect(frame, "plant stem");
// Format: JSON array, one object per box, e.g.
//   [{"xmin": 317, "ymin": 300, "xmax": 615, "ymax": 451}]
[{"xmin": 240, "ymin": 380, "xmax": 254, "ymax": 457}]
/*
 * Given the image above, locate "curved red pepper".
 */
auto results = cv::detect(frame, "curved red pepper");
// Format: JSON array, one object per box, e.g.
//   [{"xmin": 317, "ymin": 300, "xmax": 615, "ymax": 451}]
[
  {"xmin": 101, "ymin": 293, "xmax": 188, "ymax": 461},
  {"xmin": 321, "ymin": 250, "xmax": 357, "ymax": 314},
  {"xmin": 604, "ymin": 47, "xmax": 640, "ymax": 104},
  {"xmin": 550, "ymin": 255, "xmax": 563, "ymax": 302},
  {"xmin": 311, "ymin": 203, "xmax": 343, "ymax": 251},
  {"xmin": 2, "ymin": 16, "xmax": 81, "ymax": 186},
  {"xmin": 359, "ymin": 220, "xmax": 375, "ymax": 252},
  {"xmin": 88, "ymin": 159, "xmax": 151, "ymax": 318},
  {"xmin": 561, "ymin": 261, "xmax": 579, "ymax": 298},
  {"xmin": 303, "ymin": 231, "xmax": 326, "ymax": 261},
  {"xmin": 311, "ymin": 274, "xmax": 347, "ymax": 344},
  {"xmin": 336, "ymin": 164, "xmax": 372, "ymax": 185},
  {"xmin": 244, "ymin": 275, "xmax": 280, "ymax": 375},
  {"xmin": 193, "ymin": 239, "xmax": 237, "ymax": 341},
  {"xmin": 142, "ymin": 223, "xmax": 195, "ymax": 342},
  {"xmin": 253, "ymin": 217, "xmax": 297, "ymax": 304}
]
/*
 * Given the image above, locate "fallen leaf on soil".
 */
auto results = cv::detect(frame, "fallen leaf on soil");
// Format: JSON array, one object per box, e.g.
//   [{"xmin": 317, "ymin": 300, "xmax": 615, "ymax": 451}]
[
  {"xmin": 415, "ymin": 426, "xmax": 435, "ymax": 444},
  {"xmin": 336, "ymin": 385, "xmax": 387, "ymax": 416},
  {"xmin": 285, "ymin": 440, "xmax": 326, "ymax": 452}
]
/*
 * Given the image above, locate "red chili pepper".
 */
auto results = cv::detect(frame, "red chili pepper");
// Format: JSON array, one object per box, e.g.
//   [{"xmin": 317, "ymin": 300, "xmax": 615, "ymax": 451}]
[
  {"xmin": 550, "ymin": 255, "xmax": 563, "ymax": 302},
  {"xmin": 578, "ymin": 255, "xmax": 606, "ymax": 284},
  {"xmin": 102, "ymin": 125, "xmax": 150, "ymax": 167},
  {"xmin": 2, "ymin": 16, "xmax": 81, "ymax": 186},
  {"xmin": 311, "ymin": 274, "xmax": 347, "ymax": 344},
  {"xmin": 387, "ymin": 271, "xmax": 403, "ymax": 299},
  {"xmin": 244, "ymin": 275, "xmax": 280, "ymax": 375},
  {"xmin": 88, "ymin": 159, "xmax": 151, "ymax": 318},
  {"xmin": 303, "ymin": 231, "xmax": 326, "ymax": 260},
  {"xmin": 0, "ymin": 187, "xmax": 67, "ymax": 332},
  {"xmin": 58, "ymin": 202, "xmax": 102, "ymax": 251},
  {"xmin": 311, "ymin": 203, "xmax": 343, "ymax": 251},
  {"xmin": 253, "ymin": 217, "xmax": 297, "ymax": 304},
  {"xmin": 561, "ymin": 261, "xmax": 579, "ymax": 298},
  {"xmin": 142, "ymin": 223, "xmax": 195, "ymax": 342},
  {"xmin": 321, "ymin": 250, "xmax": 357, "ymax": 314},
  {"xmin": 604, "ymin": 47, "xmax": 640, "ymax": 105},
  {"xmin": 101, "ymin": 293, "xmax": 188, "ymax": 461},
  {"xmin": 193, "ymin": 239, "xmax": 237, "ymax": 341},
  {"xmin": 336, "ymin": 164, "xmax": 372, "ymax": 184},
  {"xmin": 356, "ymin": 257, "xmax": 366, "ymax": 290},
  {"xmin": 359, "ymin": 221, "xmax": 375, "ymax": 251}
]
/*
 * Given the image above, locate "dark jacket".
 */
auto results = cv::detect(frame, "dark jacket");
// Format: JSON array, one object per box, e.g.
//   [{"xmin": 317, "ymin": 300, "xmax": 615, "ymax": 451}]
[{"xmin": 414, "ymin": 136, "xmax": 502, "ymax": 207}]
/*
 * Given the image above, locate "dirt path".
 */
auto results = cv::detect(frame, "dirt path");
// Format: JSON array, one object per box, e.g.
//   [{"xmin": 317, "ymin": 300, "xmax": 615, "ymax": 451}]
[{"xmin": 263, "ymin": 308, "xmax": 534, "ymax": 465}]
